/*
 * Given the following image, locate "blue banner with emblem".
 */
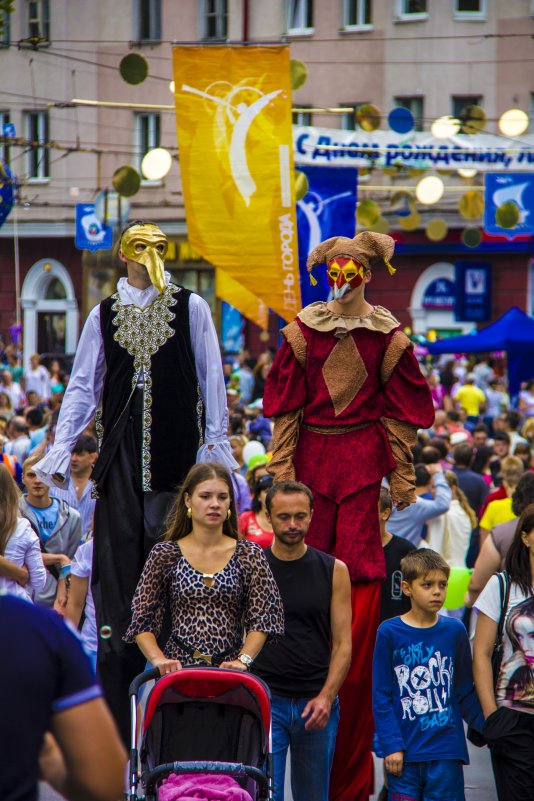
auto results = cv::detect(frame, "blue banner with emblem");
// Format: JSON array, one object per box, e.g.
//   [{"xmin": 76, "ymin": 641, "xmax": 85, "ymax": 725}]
[
  {"xmin": 75, "ymin": 203, "xmax": 113, "ymax": 251},
  {"xmin": 297, "ymin": 166, "xmax": 358, "ymax": 307},
  {"xmin": 454, "ymin": 262, "xmax": 492, "ymax": 322},
  {"xmin": 484, "ymin": 173, "xmax": 534, "ymax": 239}
]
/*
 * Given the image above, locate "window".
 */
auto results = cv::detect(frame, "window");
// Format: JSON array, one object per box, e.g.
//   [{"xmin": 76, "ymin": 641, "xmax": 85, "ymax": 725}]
[
  {"xmin": 0, "ymin": 7, "xmax": 11, "ymax": 47},
  {"xmin": 26, "ymin": 110, "xmax": 49, "ymax": 180},
  {"xmin": 453, "ymin": 0, "xmax": 486, "ymax": 19},
  {"xmin": 395, "ymin": 0, "xmax": 427, "ymax": 20},
  {"xmin": 288, "ymin": 0, "xmax": 313, "ymax": 34},
  {"xmin": 134, "ymin": 0, "xmax": 161, "ymax": 42},
  {"xmin": 452, "ymin": 95, "xmax": 483, "ymax": 133},
  {"xmin": 394, "ymin": 96, "xmax": 424, "ymax": 131},
  {"xmin": 0, "ymin": 111, "xmax": 11, "ymax": 166},
  {"xmin": 343, "ymin": 0, "xmax": 372, "ymax": 29},
  {"xmin": 26, "ymin": 0, "xmax": 49, "ymax": 41},
  {"xmin": 136, "ymin": 112, "xmax": 161, "ymax": 177},
  {"xmin": 292, "ymin": 107, "xmax": 312, "ymax": 126},
  {"xmin": 451, "ymin": 95, "xmax": 481, "ymax": 119},
  {"xmin": 44, "ymin": 278, "xmax": 67, "ymax": 300},
  {"xmin": 200, "ymin": 0, "xmax": 228, "ymax": 41}
]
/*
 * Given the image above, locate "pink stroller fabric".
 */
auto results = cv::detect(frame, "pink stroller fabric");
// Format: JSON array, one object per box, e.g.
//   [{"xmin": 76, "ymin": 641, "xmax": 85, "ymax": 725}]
[{"xmin": 158, "ymin": 773, "xmax": 253, "ymax": 801}]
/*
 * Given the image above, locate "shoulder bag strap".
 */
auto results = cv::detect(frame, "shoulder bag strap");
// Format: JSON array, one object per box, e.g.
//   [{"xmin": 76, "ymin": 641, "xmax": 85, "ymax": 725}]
[{"xmin": 492, "ymin": 571, "xmax": 511, "ymax": 688}]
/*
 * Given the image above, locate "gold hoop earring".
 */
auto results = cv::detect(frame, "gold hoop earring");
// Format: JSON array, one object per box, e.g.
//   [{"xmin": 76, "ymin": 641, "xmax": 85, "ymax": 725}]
[
  {"xmin": 227, "ymin": 509, "xmax": 231, "ymax": 520},
  {"xmin": 186, "ymin": 508, "xmax": 192, "ymax": 519}
]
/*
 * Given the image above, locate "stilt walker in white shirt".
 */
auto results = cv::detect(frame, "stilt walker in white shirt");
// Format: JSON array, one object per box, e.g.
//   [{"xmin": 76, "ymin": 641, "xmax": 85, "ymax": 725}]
[{"xmin": 35, "ymin": 221, "xmax": 237, "ymax": 740}]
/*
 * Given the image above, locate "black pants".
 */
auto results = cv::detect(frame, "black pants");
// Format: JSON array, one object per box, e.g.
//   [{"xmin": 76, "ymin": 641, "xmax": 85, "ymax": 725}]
[
  {"xmin": 483, "ymin": 706, "xmax": 534, "ymax": 801},
  {"xmin": 92, "ymin": 399, "xmax": 175, "ymax": 743}
]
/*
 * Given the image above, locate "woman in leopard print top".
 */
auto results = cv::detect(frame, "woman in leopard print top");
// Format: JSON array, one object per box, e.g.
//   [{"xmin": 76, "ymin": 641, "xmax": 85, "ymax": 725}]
[{"xmin": 124, "ymin": 463, "xmax": 284, "ymax": 674}]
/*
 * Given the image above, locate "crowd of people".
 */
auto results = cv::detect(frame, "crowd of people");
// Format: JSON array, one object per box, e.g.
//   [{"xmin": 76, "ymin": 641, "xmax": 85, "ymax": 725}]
[
  {"xmin": 1, "ymin": 221, "xmax": 533, "ymax": 801},
  {"xmin": 1, "ymin": 338, "xmax": 533, "ymax": 801}
]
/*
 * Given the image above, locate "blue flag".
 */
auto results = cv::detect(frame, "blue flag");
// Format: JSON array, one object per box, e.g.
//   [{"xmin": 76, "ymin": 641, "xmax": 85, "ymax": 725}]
[
  {"xmin": 297, "ymin": 166, "xmax": 358, "ymax": 307},
  {"xmin": 0, "ymin": 163, "xmax": 14, "ymax": 230}
]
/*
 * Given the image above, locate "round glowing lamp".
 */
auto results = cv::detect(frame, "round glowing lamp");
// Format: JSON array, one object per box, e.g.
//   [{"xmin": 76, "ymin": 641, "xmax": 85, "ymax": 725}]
[
  {"xmin": 169, "ymin": 80, "xmax": 175, "ymax": 94},
  {"xmin": 416, "ymin": 175, "xmax": 444, "ymax": 205},
  {"xmin": 498, "ymin": 109, "xmax": 529, "ymax": 137},
  {"xmin": 431, "ymin": 116, "xmax": 460, "ymax": 139},
  {"xmin": 457, "ymin": 168, "xmax": 477, "ymax": 179},
  {"xmin": 141, "ymin": 148, "xmax": 173, "ymax": 181}
]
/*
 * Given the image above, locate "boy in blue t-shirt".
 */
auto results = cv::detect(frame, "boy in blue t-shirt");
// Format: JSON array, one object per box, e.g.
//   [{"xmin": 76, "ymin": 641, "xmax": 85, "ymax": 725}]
[{"xmin": 372, "ymin": 549, "xmax": 484, "ymax": 801}]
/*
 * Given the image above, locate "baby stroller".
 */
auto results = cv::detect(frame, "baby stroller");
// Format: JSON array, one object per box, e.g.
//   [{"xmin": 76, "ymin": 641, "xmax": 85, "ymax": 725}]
[{"xmin": 128, "ymin": 666, "xmax": 273, "ymax": 801}]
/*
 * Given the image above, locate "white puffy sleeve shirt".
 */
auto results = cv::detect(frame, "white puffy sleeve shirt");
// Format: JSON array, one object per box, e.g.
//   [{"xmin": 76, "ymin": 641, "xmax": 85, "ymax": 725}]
[{"xmin": 35, "ymin": 276, "xmax": 237, "ymax": 487}]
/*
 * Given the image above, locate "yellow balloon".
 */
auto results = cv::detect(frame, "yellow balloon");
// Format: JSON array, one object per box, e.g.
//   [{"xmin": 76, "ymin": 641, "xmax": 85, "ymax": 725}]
[
  {"xmin": 495, "ymin": 201, "xmax": 520, "ymax": 229},
  {"xmin": 390, "ymin": 192, "xmax": 416, "ymax": 216},
  {"xmin": 426, "ymin": 219, "xmax": 448, "ymax": 241},
  {"xmin": 356, "ymin": 200, "xmax": 381, "ymax": 228},
  {"xmin": 459, "ymin": 105, "xmax": 486, "ymax": 135},
  {"xmin": 459, "ymin": 190, "xmax": 484, "ymax": 221},
  {"xmin": 356, "ymin": 104, "xmax": 381, "ymax": 132},
  {"xmin": 462, "ymin": 227, "xmax": 482, "ymax": 248},
  {"xmin": 398, "ymin": 212, "xmax": 421, "ymax": 231},
  {"xmin": 368, "ymin": 216, "xmax": 390, "ymax": 234},
  {"xmin": 112, "ymin": 165, "xmax": 141, "ymax": 197},
  {"xmin": 294, "ymin": 170, "xmax": 309, "ymax": 202},
  {"xmin": 290, "ymin": 60, "xmax": 308, "ymax": 91}
]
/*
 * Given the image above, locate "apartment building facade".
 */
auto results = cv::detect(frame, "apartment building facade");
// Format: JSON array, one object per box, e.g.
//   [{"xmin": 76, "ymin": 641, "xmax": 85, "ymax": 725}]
[{"xmin": 0, "ymin": 0, "xmax": 532, "ymax": 362}]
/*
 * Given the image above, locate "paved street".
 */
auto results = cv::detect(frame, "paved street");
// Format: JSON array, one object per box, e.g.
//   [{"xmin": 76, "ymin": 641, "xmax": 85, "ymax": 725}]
[
  {"xmin": 40, "ymin": 738, "xmax": 497, "ymax": 800},
  {"xmin": 368, "ymin": 741, "xmax": 497, "ymax": 801}
]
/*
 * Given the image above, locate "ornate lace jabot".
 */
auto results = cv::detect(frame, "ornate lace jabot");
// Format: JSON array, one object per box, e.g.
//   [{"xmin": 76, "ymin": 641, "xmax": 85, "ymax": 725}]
[
  {"xmin": 111, "ymin": 283, "xmax": 179, "ymax": 373},
  {"xmin": 298, "ymin": 302, "xmax": 399, "ymax": 339},
  {"xmin": 111, "ymin": 282, "xmax": 180, "ymax": 491}
]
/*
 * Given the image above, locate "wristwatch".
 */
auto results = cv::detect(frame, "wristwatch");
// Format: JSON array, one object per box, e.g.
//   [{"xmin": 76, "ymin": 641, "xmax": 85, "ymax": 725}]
[{"xmin": 237, "ymin": 653, "xmax": 253, "ymax": 670}]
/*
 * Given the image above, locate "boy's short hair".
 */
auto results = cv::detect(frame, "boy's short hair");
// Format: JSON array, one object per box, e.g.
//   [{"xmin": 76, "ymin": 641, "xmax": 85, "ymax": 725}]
[
  {"xmin": 414, "ymin": 463, "xmax": 431, "ymax": 488},
  {"xmin": 22, "ymin": 454, "xmax": 43, "ymax": 474},
  {"xmin": 379, "ymin": 486, "xmax": 392, "ymax": 513},
  {"xmin": 400, "ymin": 549, "xmax": 450, "ymax": 582}
]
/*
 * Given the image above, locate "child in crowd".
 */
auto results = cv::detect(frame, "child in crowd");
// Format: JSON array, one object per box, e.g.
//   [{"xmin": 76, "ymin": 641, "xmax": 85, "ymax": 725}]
[
  {"xmin": 379, "ymin": 486, "xmax": 413, "ymax": 623},
  {"xmin": 372, "ymin": 549, "xmax": 484, "ymax": 801},
  {"xmin": 64, "ymin": 535, "xmax": 97, "ymax": 672},
  {"xmin": 0, "ymin": 463, "xmax": 46, "ymax": 602}
]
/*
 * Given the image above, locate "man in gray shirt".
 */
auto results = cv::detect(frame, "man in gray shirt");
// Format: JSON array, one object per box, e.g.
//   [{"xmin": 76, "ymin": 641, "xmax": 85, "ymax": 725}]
[{"xmin": 387, "ymin": 463, "xmax": 451, "ymax": 547}]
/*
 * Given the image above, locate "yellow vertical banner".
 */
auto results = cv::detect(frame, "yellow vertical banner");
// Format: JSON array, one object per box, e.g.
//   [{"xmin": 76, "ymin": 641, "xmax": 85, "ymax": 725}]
[
  {"xmin": 172, "ymin": 45, "xmax": 301, "ymax": 323},
  {"xmin": 216, "ymin": 270, "xmax": 269, "ymax": 330}
]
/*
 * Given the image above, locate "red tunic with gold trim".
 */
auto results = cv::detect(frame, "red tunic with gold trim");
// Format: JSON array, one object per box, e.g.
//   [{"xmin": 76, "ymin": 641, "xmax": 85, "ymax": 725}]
[{"xmin": 263, "ymin": 302, "xmax": 434, "ymax": 582}]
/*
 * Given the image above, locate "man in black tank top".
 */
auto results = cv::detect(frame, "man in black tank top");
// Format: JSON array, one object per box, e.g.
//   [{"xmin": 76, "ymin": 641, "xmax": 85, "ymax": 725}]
[{"xmin": 253, "ymin": 481, "xmax": 352, "ymax": 801}]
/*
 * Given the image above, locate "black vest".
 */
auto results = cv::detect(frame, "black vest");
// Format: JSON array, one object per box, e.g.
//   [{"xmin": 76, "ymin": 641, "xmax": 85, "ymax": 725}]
[
  {"xmin": 253, "ymin": 546, "xmax": 335, "ymax": 696},
  {"xmin": 92, "ymin": 284, "xmax": 203, "ymax": 493}
]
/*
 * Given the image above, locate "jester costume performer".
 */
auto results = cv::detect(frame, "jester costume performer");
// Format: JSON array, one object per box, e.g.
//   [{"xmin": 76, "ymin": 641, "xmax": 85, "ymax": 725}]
[
  {"xmin": 36, "ymin": 222, "xmax": 237, "ymax": 739},
  {"xmin": 263, "ymin": 231, "xmax": 434, "ymax": 801}
]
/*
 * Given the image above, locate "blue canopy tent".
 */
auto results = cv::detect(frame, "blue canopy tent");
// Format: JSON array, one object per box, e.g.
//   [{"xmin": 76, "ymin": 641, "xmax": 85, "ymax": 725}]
[{"xmin": 426, "ymin": 306, "xmax": 534, "ymax": 397}]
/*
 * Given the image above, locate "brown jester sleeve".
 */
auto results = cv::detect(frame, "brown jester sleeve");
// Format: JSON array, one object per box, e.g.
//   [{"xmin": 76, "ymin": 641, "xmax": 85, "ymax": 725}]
[
  {"xmin": 381, "ymin": 330, "xmax": 435, "ymax": 506},
  {"xmin": 263, "ymin": 320, "xmax": 308, "ymax": 482}
]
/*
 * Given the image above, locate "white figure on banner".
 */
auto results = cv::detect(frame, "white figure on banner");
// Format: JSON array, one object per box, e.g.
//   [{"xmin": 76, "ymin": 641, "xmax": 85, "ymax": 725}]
[
  {"xmin": 493, "ymin": 182, "xmax": 530, "ymax": 224},
  {"xmin": 181, "ymin": 82, "xmax": 283, "ymax": 206}
]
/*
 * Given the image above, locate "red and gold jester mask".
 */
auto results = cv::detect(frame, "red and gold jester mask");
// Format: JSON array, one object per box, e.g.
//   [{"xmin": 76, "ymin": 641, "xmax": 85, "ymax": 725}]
[
  {"xmin": 307, "ymin": 232, "xmax": 396, "ymax": 289},
  {"xmin": 327, "ymin": 256, "xmax": 366, "ymax": 299},
  {"xmin": 120, "ymin": 223, "xmax": 168, "ymax": 294}
]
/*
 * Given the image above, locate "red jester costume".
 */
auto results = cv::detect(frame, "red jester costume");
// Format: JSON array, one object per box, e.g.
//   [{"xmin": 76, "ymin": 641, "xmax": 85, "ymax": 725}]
[{"xmin": 263, "ymin": 231, "xmax": 434, "ymax": 801}]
